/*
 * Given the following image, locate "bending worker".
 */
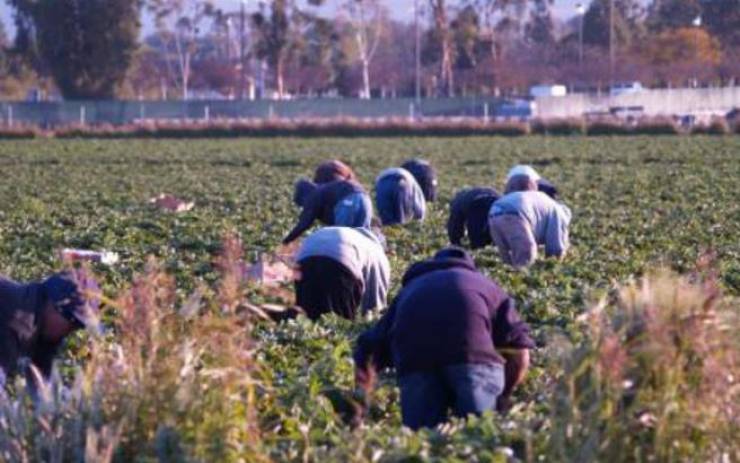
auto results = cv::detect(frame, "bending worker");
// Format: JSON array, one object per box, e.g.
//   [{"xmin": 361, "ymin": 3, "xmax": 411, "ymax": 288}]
[
  {"xmin": 447, "ymin": 187, "xmax": 501, "ymax": 249},
  {"xmin": 284, "ymin": 178, "xmax": 373, "ymax": 244},
  {"xmin": 489, "ymin": 165, "xmax": 572, "ymax": 268},
  {"xmin": 401, "ymin": 158, "xmax": 438, "ymax": 203},
  {"xmin": 295, "ymin": 226, "xmax": 390, "ymax": 320},
  {"xmin": 353, "ymin": 248, "xmax": 534, "ymax": 430},
  {"xmin": 0, "ymin": 270, "xmax": 99, "ymax": 385},
  {"xmin": 375, "ymin": 166, "xmax": 427, "ymax": 226}
]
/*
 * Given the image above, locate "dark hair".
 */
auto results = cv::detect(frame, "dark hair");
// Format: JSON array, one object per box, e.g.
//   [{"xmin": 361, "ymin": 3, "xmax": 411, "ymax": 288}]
[
  {"xmin": 401, "ymin": 159, "xmax": 437, "ymax": 202},
  {"xmin": 313, "ymin": 160, "xmax": 356, "ymax": 184}
]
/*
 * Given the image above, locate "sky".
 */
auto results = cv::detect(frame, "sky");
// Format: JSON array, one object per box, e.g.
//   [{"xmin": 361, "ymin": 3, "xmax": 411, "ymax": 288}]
[{"xmin": 0, "ymin": 0, "xmax": 584, "ymax": 38}]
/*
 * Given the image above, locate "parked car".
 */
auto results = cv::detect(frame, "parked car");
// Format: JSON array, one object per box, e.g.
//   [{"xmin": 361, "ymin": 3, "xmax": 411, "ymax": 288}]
[{"xmin": 610, "ymin": 82, "xmax": 645, "ymax": 97}]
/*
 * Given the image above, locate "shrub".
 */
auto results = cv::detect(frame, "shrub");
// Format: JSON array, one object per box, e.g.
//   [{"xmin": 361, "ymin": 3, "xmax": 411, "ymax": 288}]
[
  {"xmin": 0, "ymin": 237, "xmax": 266, "ymax": 462},
  {"xmin": 548, "ymin": 268, "xmax": 740, "ymax": 462},
  {"xmin": 531, "ymin": 118, "xmax": 586, "ymax": 136},
  {"xmin": 586, "ymin": 119, "xmax": 633, "ymax": 135},
  {"xmin": 632, "ymin": 117, "xmax": 682, "ymax": 135},
  {"xmin": 0, "ymin": 125, "xmax": 43, "ymax": 139},
  {"xmin": 691, "ymin": 117, "xmax": 731, "ymax": 135}
]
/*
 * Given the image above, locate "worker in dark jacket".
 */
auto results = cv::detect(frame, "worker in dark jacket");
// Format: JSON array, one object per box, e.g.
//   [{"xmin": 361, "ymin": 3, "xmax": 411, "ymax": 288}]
[
  {"xmin": 313, "ymin": 159, "xmax": 357, "ymax": 184},
  {"xmin": 401, "ymin": 159, "xmax": 438, "ymax": 202},
  {"xmin": 353, "ymin": 248, "xmax": 534, "ymax": 430},
  {"xmin": 0, "ymin": 270, "xmax": 99, "ymax": 385},
  {"xmin": 447, "ymin": 187, "xmax": 501, "ymax": 249},
  {"xmin": 284, "ymin": 178, "xmax": 373, "ymax": 244},
  {"xmin": 375, "ymin": 167, "xmax": 427, "ymax": 226}
]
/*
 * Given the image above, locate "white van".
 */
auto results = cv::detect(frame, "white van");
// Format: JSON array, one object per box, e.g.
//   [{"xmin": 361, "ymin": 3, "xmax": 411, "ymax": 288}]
[{"xmin": 610, "ymin": 82, "xmax": 644, "ymax": 97}]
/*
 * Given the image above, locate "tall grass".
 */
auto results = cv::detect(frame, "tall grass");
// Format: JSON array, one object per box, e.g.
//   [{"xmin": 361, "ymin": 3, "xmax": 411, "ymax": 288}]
[
  {"xmin": 0, "ymin": 236, "xmax": 265, "ymax": 462},
  {"xmin": 548, "ymin": 267, "xmax": 739, "ymax": 462}
]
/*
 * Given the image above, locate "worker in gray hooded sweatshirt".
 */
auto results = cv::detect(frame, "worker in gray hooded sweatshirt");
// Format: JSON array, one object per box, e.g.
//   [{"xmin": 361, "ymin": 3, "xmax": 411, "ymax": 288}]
[
  {"xmin": 375, "ymin": 166, "xmax": 427, "ymax": 226},
  {"xmin": 295, "ymin": 226, "xmax": 391, "ymax": 320},
  {"xmin": 489, "ymin": 165, "xmax": 572, "ymax": 268}
]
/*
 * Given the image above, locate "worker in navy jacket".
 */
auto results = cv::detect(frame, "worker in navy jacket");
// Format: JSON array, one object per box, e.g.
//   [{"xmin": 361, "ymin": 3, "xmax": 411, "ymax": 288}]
[
  {"xmin": 284, "ymin": 178, "xmax": 374, "ymax": 244},
  {"xmin": 353, "ymin": 248, "xmax": 534, "ymax": 429},
  {"xmin": 0, "ymin": 270, "xmax": 99, "ymax": 385},
  {"xmin": 447, "ymin": 187, "xmax": 501, "ymax": 249},
  {"xmin": 375, "ymin": 167, "xmax": 427, "ymax": 226},
  {"xmin": 401, "ymin": 159, "xmax": 438, "ymax": 202}
]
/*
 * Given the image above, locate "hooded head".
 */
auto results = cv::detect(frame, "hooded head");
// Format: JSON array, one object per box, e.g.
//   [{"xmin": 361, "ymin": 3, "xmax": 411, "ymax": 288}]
[
  {"xmin": 42, "ymin": 269, "xmax": 100, "ymax": 331},
  {"xmin": 313, "ymin": 160, "xmax": 356, "ymax": 184},
  {"xmin": 401, "ymin": 159, "xmax": 438, "ymax": 202},
  {"xmin": 293, "ymin": 178, "xmax": 318, "ymax": 207}
]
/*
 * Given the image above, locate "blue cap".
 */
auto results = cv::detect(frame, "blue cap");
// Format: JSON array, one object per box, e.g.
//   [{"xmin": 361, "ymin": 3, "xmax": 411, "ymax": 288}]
[{"xmin": 42, "ymin": 270, "xmax": 100, "ymax": 329}]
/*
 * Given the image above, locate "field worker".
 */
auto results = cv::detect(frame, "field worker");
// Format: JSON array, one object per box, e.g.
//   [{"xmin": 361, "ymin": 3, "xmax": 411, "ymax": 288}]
[
  {"xmin": 0, "ymin": 270, "xmax": 99, "ymax": 384},
  {"xmin": 505, "ymin": 165, "xmax": 559, "ymax": 199},
  {"xmin": 284, "ymin": 178, "xmax": 373, "ymax": 244},
  {"xmin": 295, "ymin": 226, "xmax": 390, "ymax": 320},
  {"xmin": 313, "ymin": 159, "xmax": 357, "ymax": 184},
  {"xmin": 401, "ymin": 159, "xmax": 438, "ymax": 202},
  {"xmin": 353, "ymin": 248, "xmax": 534, "ymax": 430},
  {"xmin": 447, "ymin": 187, "xmax": 501, "ymax": 249},
  {"xmin": 375, "ymin": 166, "xmax": 427, "ymax": 226},
  {"xmin": 489, "ymin": 168, "xmax": 572, "ymax": 269}
]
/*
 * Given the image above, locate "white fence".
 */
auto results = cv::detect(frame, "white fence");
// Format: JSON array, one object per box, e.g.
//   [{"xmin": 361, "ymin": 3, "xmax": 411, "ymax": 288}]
[{"xmin": 534, "ymin": 87, "xmax": 740, "ymax": 119}]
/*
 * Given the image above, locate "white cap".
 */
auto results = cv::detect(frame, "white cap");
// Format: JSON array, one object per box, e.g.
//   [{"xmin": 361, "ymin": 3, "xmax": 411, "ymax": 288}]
[{"xmin": 507, "ymin": 165, "xmax": 541, "ymax": 182}]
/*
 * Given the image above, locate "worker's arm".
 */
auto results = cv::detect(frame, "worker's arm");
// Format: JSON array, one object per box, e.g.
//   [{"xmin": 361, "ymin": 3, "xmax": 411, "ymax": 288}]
[
  {"xmin": 497, "ymin": 348, "xmax": 530, "ymax": 413},
  {"xmin": 283, "ymin": 194, "xmax": 319, "ymax": 244}
]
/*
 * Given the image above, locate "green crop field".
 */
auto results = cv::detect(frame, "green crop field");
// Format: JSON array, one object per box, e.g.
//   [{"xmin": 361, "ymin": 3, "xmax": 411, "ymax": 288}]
[{"xmin": 0, "ymin": 136, "xmax": 738, "ymax": 461}]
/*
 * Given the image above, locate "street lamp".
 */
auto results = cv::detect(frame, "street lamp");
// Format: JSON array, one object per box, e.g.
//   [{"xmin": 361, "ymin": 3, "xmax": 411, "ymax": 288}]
[
  {"xmin": 576, "ymin": 3, "xmax": 585, "ymax": 68},
  {"xmin": 239, "ymin": 0, "xmax": 248, "ymax": 100},
  {"xmin": 414, "ymin": 0, "xmax": 421, "ymax": 105}
]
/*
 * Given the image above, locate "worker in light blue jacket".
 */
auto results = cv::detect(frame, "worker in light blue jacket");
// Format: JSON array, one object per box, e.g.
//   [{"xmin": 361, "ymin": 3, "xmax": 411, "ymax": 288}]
[
  {"xmin": 489, "ymin": 166, "xmax": 572, "ymax": 268},
  {"xmin": 375, "ymin": 167, "xmax": 426, "ymax": 226}
]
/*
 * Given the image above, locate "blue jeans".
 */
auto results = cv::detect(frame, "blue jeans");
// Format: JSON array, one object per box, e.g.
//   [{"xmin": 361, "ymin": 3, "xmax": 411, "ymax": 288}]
[
  {"xmin": 398, "ymin": 363, "xmax": 505, "ymax": 430},
  {"xmin": 333, "ymin": 192, "xmax": 373, "ymax": 228}
]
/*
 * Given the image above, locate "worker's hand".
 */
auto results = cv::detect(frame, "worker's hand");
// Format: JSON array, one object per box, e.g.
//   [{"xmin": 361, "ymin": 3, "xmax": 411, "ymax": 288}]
[
  {"xmin": 349, "ymin": 386, "xmax": 369, "ymax": 429},
  {"xmin": 496, "ymin": 393, "xmax": 513, "ymax": 415}
]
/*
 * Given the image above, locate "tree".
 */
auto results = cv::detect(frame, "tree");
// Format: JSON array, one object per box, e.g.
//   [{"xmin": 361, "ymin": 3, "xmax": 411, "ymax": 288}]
[
  {"xmin": 9, "ymin": 0, "xmax": 141, "ymax": 99},
  {"xmin": 644, "ymin": 26, "xmax": 722, "ymax": 84},
  {"xmin": 341, "ymin": 0, "xmax": 385, "ymax": 99},
  {"xmin": 583, "ymin": 0, "xmax": 643, "ymax": 48},
  {"xmin": 647, "ymin": 0, "xmax": 702, "ymax": 31},
  {"xmin": 699, "ymin": 0, "xmax": 740, "ymax": 49},
  {"xmin": 252, "ymin": 0, "xmax": 292, "ymax": 99},
  {"xmin": 525, "ymin": 0, "xmax": 556, "ymax": 47},
  {"xmin": 148, "ymin": 0, "xmax": 218, "ymax": 100},
  {"xmin": 429, "ymin": 0, "xmax": 455, "ymax": 97}
]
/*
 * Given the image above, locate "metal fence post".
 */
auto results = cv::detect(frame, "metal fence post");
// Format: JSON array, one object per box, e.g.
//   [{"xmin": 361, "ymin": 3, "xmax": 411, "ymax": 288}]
[
  {"xmin": 80, "ymin": 105, "xmax": 86, "ymax": 125},
  {"xmin": 7, "ymin": 105, "xmax": 13, "ymax": 127},
  {"xmin": 409, "ymin": 103, "xmax": 415, "ymax": 121},
  {"xmin": 205, "ymin": 105, "xmax": 210, "ymax": 122},
  {"xmin": 484, "ymin": 103, "xmax": 490, "ymax": 123}
]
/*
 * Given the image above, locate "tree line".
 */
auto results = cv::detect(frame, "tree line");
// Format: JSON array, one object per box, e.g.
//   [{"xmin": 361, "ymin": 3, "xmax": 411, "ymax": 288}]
[{"xmin": 0, "ymin": 0, "xmax": 738, "ymax": 101}]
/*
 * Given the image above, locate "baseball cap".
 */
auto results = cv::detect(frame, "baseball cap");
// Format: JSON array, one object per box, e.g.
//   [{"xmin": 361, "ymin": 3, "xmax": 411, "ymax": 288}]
[
  {"xmin": 42, "ymin": 269, "xmax": 101, "ymax": 330},
  {"xmin": 506, "ymin": 165, "xmax": 541, "ymax": 182}
]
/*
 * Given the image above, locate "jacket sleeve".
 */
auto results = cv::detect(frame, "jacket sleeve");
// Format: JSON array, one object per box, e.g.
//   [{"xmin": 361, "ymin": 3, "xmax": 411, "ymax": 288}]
[
  {"xmin": 354, "ymin": 300, "xmax": 397, "ymax": 387},
  {"xmin": 491, "ymin": 297, "xmax": 536, "ymax": 350},
  {"xmin": 412, "ymin": 182, "xmax": 427, "ymax": 221},
  {"xmin": 447, "ymin": 197, "xmax": 465, "ymax": 246},
  {"xmin": 544, "ymin": 204, "xmax": 572, "ymax": 257},
  {"xmin": 283, "ymin": 192, "xmax": 320, "ymax": 244},
  {"xmin": 360, "ymin": 251, "xmax": 391, "ymax": 312}
]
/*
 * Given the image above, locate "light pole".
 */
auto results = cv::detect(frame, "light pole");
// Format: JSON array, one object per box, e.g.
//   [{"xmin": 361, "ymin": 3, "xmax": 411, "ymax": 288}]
[
  {"xmin": 239, "ymin": 0, "xmax": 247, "ymax": 100},
  {"xmin": 609, "ymin": 0, "xmax": 615, "ymax": 86},
  {"xmin": 576, "ymin": 3, "xmax": 585, "ymax": 68},
  {"xmin": 414, "ymin": 0, "xmax": 421, "ymax": 105}
]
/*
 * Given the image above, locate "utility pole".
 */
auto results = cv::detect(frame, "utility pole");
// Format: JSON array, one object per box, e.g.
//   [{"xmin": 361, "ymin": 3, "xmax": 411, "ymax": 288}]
[
  {"xmin": 609, "ymin": 0, "xmax": 615, "ymax": 86},
  {"xmin": 414, "ymin": 0, "xmax": 421, "ymax": 106},
  {"xmin": 240, "ymin": 0, "xmax": 247, "ymax": 100},
  {"xmin": 576, "ymin": 3, "xmax": 585, "ymax": 68}
]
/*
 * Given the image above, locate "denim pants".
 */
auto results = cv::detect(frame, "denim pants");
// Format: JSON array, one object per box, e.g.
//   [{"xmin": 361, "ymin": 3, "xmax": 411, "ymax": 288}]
[
  {"xmin": 398, "ymin": 363, "xmax": 505, "ymax": 430},
  {"xmin": 333, "ymin": 192, "xmax": 373, "ymax": 228},
  {"xmin": 376, "ymin": 175, "xmax": 409, "ymax": 225}
]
